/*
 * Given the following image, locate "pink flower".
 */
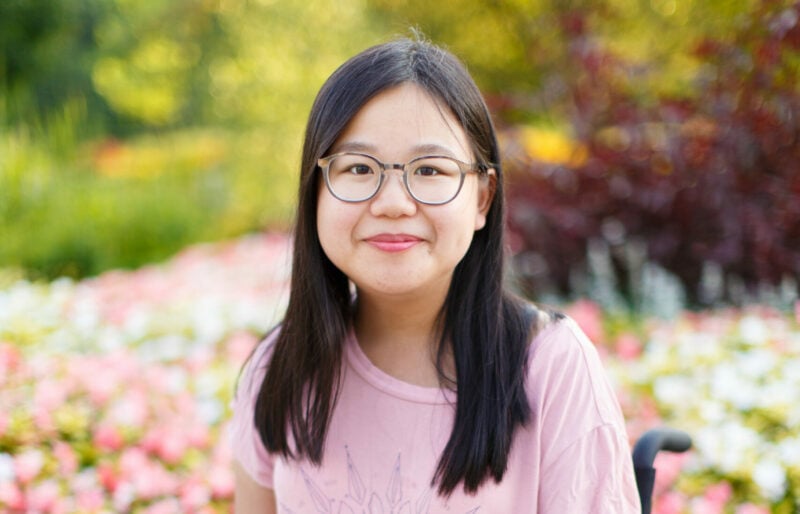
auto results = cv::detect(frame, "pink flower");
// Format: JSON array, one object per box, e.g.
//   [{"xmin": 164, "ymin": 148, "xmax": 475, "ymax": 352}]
[
  {"xmin": 97, "ymin": 462, "xmax": 118, "ymax": 492},
  {"xmin": 14, "ymin": 449, "xmax": 44, "ymax": 483},
  {"xmin": 736, "ymin": 503, "xmax": 771, "ymax": 514},
  {"xmin": 80, "ymin": 361, "xmax": 119, "ymax": 406},
  {"xmin": 76, "ymin": 489, "xmax": 105, "ymax": 511},
  {"xmin": 654, "ymin": 452, "xmax": 690, "ymax": 494},
  {"xmin": 33, "ymin": 379, "xmax": 68, "ymax": 432},
  {"xmin": 26, "ymin": 479, "xmax": 60, "ymax": 512},
  {"xmin": 180, "ymin": 479, "xmax": 211, "ymax": 510},
  {"xmin": 142, "ymin": 426, "xmax": 189, "ymax": 465},
  {"xmin": 690, "ymin": 482, "xmax": 732, "ymax": 514},
  {"xmin": 0, "ymin": 343, "xmax": 21, "ymax": 378},
  {"xmin": 565, "ymin": 300, "xmax": 605, "ymax": 345},
  {"xmin": 615, "ymin": 333, "xmax": 642, "ymax": 360},
  {"xmin": 158, "ymin": 434, "xmax": 189, "ymax": 464},
  {"xmin": 142, "ymin": 498, "xmax": 181, "ymax": 514},
  {"xmin": 654, "ymin": 490, "xmax": 687, "ymax": 514},
  {"xmin": 208, "ymin": 464, "xmax": 235, "ymax": 499},
  {"xmin": 186, "ymin": 423, "xmax": 210, "ymax": 448},
  {"xmin": 225, "ymin": 331, "xmax": 259, "ymax": 363},
  {"xmin": 118, "ymin": 447, "xmax": 149, "ymax": 482},
  {"xmin": 704, "ymin": 482, "xmax": 732, "ymax": 506},
  {"xmin": 795, "ymin": 300, "xmax": 799, "ymax": 324},
  {"xmin": 0, "ymin": 482, "xmax": 25, "ymax": 510},
  {"xmin": 93, "ymin": 424, "xmax": 124, "ymax": 451},
  {"xmin": 109, "ymin": 390, "xmax": 149, "ymax": 428},
  {"xmin": 52, "ymin": 442, "xmax": 78, "ymax": 475},
  {"xmin": 128, "ymin": 459, "xmax": 179, "ymax": 499}
]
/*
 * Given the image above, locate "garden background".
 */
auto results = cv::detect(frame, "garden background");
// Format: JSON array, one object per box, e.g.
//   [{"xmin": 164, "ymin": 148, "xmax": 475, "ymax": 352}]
[{"xmin": 1, "ymin": 0, "xmax": 799, "ymax": 512}]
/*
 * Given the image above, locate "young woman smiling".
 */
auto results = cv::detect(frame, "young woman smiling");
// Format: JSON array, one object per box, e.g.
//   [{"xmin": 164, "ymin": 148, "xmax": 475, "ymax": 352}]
[{"xmin": 230, "ymin": 36, "xmax": 640, "ymax": 513}]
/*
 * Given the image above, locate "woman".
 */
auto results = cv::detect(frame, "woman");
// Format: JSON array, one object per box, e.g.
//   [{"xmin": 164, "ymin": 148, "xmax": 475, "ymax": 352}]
[{"xmin": 230, "ymin": 36, "xmax": 640, "ymax": 513}]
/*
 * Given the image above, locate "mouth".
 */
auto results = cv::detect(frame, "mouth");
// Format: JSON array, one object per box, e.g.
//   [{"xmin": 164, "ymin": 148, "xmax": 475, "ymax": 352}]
[{"xmin": 365, "ymin": 233, "xmax": 423, "ymax": 253}]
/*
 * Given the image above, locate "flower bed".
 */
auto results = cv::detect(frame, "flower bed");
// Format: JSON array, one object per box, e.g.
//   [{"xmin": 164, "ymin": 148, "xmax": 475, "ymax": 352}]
[
  {"xmin": 1, "ymin": 235, "xmax": 798, "ymax": 512},
  {"xmin": 0, "ymin": 234, "xmax": 290, "ymax": 513}
]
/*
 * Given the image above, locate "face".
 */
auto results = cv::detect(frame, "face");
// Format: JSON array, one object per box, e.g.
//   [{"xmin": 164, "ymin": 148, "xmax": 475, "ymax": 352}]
[{"xmin": 316, "ymin": 82, "xmax": 494, "ymax": 301}]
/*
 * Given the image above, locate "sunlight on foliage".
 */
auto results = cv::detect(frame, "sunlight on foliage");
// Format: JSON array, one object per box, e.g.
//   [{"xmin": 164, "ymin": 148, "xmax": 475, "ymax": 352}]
[
  {"xmin": 93, "ymin": 37, "xmax": 197, "ymax": 125},
  {"xmin": 520, "ymin": 125, "xmax": 588, "ymax": 167}
]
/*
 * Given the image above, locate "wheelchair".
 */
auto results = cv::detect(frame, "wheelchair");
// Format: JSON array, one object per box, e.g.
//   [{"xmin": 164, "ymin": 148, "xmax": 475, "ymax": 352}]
[{"xmin": 633, "ymin": 427, "xmax": 693, "ymax": 514}]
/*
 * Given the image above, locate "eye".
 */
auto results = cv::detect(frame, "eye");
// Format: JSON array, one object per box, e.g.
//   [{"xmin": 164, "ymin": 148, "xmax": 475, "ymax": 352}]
[
  {"xmin": 329, "ymin": 155, "xmax": 377, "ymax": 177},
  {"xmin": 413, "ymin": 166, "xmax": 440, "ymax": 177},
  {"xmin": 348, "ymin": 164, "xmax": 374, "ymax": 175}
]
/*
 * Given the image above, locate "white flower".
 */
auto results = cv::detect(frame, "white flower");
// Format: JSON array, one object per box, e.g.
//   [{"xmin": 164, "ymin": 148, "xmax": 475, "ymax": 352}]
[
  {"xmin": 653, "ymin": 374, "xmax": 696, "ymax": 408},
  {"xmin": 696, "ymin": 423, "xmax": 760, "ymax": 473},
  {"xmin": 192, "ymin": 297, "xmax": 227, "ymax": 344},
  {"xmin": 752, "ymin": 458, "xmax": 787, "ymax": 501},
  {"xmin": 113, "ymin": 482, "xmax": 136, "ymax": 511},
  {"xmin": 197, "ymin": 397, "xmax": 224, "ymax": 424},
  {"xmin": 778, "ymin": 438, "xmax": 800, "ymax": 469},
  {"xmin": 697, "ymin": 399, "xmax": 726, "ymax": 424},
  {"xmin": 711, "ymin": 362, "xmax": 759, "ymax": 410},
  {"xmin": 736, "ymin": 348, "xmax": 778, "ymax": 379},
  {"xmin": 678, "ymin": 332, "xmax": 722, "ymax": 363},
  {"xmin": 739, "ymin": 315, "xmax": 768, "ymax": 346},
  {"xmin": 164, "ymin": 365, "xmax": 188, "ymax": 393},
  {"xmin": 0, "ymin": 452, "xmax": 15, "ymax": 482}
]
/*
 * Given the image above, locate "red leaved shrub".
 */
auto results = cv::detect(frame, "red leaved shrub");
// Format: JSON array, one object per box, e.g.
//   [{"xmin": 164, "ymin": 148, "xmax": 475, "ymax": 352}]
[{"xmin": 504, "ymin": 1, "xmax": 800, "ymax": 307}]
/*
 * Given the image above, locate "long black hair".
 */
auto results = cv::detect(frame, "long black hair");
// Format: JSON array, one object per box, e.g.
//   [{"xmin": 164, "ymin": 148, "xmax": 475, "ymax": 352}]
[{"xmin": 253, "ymin": 35, "xmax": 547, "ymax": 496}]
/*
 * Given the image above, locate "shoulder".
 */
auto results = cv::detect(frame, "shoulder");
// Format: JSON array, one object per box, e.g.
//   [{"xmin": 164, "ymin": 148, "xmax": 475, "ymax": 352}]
[
  {"xmin": 524, "ymin": 311, "xmax": 628, "ymax": 456},
  {"xmin": 235, "ymin": 327, "xmax": 280, "ymax": 403},
  {"xmin": 229, "ymin": 327, "xmax": 281, "ymax": 489},
  {"xmin": 526, "ymin": 310, "xmax": 603, "ymax": 378}
]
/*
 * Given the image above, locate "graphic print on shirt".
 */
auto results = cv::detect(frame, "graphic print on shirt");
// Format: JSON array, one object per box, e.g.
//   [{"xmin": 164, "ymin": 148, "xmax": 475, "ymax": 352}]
[{"xmin": 278, "ymin": 445, "xmax": 480, "ymax": 514}]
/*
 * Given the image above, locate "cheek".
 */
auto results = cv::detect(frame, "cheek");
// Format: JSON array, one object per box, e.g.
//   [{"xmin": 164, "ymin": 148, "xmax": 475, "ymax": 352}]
[
  {"xmin": 316, "ymin": 195, "xmax": 358, "ymax": 258},
  {"xmin": 433, "ymin": 207, "xmax": 480, "ymax": 256}
]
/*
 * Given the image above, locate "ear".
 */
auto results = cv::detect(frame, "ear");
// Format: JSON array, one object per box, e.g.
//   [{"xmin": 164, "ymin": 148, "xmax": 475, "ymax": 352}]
[{"xmin": 474, "ymin": 168, "xmax": 497, "ymax": 231}]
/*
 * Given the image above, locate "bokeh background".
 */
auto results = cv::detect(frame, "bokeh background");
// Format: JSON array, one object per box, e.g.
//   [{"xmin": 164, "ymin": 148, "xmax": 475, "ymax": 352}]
[{"xmin": 1, "ymin": 0, "xmax": 799, "ymax": 512}]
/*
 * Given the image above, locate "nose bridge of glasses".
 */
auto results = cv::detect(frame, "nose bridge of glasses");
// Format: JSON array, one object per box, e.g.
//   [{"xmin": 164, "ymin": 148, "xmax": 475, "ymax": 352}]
[
  {"xmin": 378, "ymin": 162, "xmax": 409, "ymax": 186},
  {"xmin": 379, "ymin": 162, "xmax": 406, "ymax": 174},
  {"xmin": 373, "ymin": 162, "xmax": 414, "ymax": 201}
]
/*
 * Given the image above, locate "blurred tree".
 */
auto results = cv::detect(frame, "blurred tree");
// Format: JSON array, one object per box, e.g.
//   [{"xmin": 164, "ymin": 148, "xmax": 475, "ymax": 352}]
[
  {"xmin": 0, "ymin": 0, "xmax": 390, "ymax": 278},
  {"xmin": 504, "ymin": 0, "xmax": 800, "ymax": 308},
  {"xmin": 90, "ymin": 0, "xmax": 389, "ymax": 133},
  {"xmin": 2, "ymin": 0, "xmax": 387, "ymax": 134},
  {"xmin": 366, "ymin": 0, "xmax": 758, "ymax": 120},
  {"xmin": 0, "ymin": 0, "xmax": 112, "ymax": 126}
]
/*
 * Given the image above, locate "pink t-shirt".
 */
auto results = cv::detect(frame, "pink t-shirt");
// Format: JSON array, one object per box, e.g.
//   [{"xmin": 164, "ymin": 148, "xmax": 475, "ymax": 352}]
[{"xmin": 229, "ymin": 317, "xmax": 641, "ymax": 513}]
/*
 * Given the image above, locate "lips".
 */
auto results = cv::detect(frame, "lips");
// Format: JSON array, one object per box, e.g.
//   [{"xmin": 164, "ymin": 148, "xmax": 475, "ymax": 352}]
[{"xmin": 365, "ymin": 233, "xmax": 423, "ymax": 252}]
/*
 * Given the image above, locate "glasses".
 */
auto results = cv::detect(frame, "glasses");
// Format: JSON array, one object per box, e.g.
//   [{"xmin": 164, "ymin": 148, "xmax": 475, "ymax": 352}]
[{"xmin": 317, "ymin": 152, "xmax": 486, "ymax": 205}]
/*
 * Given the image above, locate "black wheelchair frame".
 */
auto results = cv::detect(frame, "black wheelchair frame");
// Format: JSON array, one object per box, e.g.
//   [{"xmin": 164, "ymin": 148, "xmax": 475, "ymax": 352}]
[{"xmin": 632, "ymin": 427, "xmax": 693, "ymax": 514}]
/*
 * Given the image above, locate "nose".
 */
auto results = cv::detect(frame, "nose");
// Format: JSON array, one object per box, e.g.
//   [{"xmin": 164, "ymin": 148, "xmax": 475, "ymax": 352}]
[{"xmin": 369, "ymin": 168, "xmax": 417, "ymax": 218}]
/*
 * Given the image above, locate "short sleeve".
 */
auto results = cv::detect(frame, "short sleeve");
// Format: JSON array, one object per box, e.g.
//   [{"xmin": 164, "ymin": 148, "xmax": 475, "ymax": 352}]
[
  {"xmin": 528, "ymin": 318, "xmax": 641, "ymax": 513},
  {"xmin": 228, "ymin": 332, "xmax": 278, "ymax": 488},
  {"xmin": 538, "ymin": 424, "xmax": 641, "ymax": 512}
]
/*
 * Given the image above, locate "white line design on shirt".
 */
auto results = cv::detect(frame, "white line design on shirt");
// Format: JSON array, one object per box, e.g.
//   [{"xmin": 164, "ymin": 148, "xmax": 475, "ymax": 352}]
[{"xmin": 284, "ymin": 445, "xmax": 481, "ymax": 514}]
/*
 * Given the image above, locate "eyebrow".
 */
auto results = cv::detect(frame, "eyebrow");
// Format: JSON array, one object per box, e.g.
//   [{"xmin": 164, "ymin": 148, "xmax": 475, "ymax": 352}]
[{"xmin": 331, "ymin": 141, "xmax": 460, "ymax": 158}]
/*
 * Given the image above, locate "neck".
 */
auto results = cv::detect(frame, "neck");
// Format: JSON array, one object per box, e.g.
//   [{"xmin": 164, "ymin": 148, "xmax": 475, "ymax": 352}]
[{"xmin": 353, "ymin": 287, "xmax": 452, "ymax": 387}]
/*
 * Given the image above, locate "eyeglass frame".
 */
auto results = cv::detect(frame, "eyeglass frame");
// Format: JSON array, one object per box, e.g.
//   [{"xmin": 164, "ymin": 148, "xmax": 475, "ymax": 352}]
[{"xmin": 317, "ymin": 152, "xmax": 491, "ymax": 206}]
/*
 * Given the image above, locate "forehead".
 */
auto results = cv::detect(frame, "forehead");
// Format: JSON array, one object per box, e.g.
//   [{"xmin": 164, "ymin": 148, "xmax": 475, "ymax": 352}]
[{"xmin": 331, "ymin": 83, "xmax": 472, "ymax": 159}]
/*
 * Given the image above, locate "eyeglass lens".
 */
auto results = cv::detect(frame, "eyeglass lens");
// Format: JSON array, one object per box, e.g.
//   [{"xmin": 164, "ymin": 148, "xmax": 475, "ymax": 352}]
[{"xmin": 326, "ymin": 154, "xmax": 464, "ymax": 204}]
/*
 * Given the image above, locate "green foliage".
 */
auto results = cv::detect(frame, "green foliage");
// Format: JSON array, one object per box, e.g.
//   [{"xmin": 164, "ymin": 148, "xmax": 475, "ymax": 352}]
[
  {"xmin": 367, "ymin": 0, "xmax": 759, "ymax": 106},
  {"xmin": 0, "ymin": 0, "xmax": 784, "ymax": 285},
  {"xmin": 0, "ymin": 0, "xmax": 112, "ymax": 125},
  {"xmin": 1, "ymin": 0, "xmax": 387, "ymax": 279},
  {"xmin": 0, "ymin": 115, "xmax": 296, "ymax": 279}
]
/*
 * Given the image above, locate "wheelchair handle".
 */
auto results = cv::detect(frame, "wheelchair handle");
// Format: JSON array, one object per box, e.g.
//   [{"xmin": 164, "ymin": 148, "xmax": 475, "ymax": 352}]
[{"xmin": 633, "ymin": 427, "xmax": 692, "ymax": 469}]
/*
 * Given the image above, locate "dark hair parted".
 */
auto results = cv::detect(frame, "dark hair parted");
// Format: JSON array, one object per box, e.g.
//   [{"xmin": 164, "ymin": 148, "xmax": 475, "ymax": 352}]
[{"xmin": 253, "ymin": 36, "xmax": 549, "ymax": 496}]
